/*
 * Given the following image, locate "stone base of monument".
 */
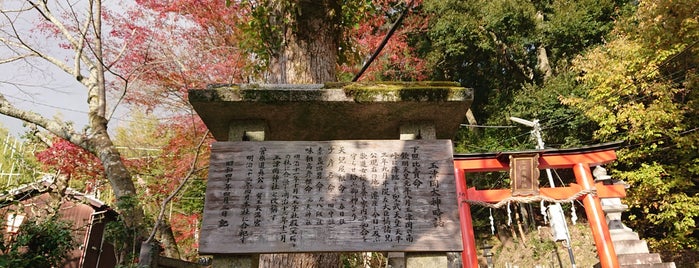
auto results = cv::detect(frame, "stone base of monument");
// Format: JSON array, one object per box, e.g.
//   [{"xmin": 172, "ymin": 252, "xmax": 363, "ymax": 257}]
[{"xmin": 606, "ymin": 205, "xmax": 678, "ymax": 266}]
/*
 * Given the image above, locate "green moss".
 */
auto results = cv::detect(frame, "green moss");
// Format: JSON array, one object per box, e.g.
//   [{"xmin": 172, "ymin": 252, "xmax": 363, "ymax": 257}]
[
  {"xmin": 242, "ymin": 88, "xmax": 323, "ymax": 102},
  {"xmin": 398, "ymin": 88, "xmax": 450, "ymax": 101},
  {"xmin": 240, "ymin": 89, "xmax": 275, "ymax": 102},
  {"xmin": 340, "ymin": 82, "xmax": 467, "ymax": 102},
  {"xmin": 327, "ymin": 81, "xmax": 460, "ymax": 88},
  {"xmin": 193, "ymin": 82, "xmax": 471, "ymax": 103},
  {"xmin": 342, "ymin": 87, "xmax": 393, "ymax": 102}
]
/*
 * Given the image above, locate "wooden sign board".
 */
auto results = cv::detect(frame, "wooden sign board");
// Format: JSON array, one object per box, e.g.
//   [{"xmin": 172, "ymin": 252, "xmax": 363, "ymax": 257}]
[
  {"xmin": 199, "ymin": 140, "xmax": 462, "ymax": 254},
  {"xmin": 509, "ymin": 154, "xmax": 540, "ymax": 196}
]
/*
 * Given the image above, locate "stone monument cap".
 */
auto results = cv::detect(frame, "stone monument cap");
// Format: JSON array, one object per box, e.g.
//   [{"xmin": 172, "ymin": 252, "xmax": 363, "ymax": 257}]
[{"xmin": 188, "ymin": 82, "xmax": 473, "ymax": 141}]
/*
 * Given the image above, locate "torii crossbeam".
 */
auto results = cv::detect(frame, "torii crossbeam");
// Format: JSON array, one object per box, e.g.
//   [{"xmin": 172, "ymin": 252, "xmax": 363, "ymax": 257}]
[{"xmin": 453, "ymin": 142, "xmax": 624, "ymax": 268}]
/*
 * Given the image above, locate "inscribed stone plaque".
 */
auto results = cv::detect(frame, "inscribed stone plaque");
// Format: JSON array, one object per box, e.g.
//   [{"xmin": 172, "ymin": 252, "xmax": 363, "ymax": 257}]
[{"xmin": 199, "ymin": 140, "xmax": 462, "ymax": 254}]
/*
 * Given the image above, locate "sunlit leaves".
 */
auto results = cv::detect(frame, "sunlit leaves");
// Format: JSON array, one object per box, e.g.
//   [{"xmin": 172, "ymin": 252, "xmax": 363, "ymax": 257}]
[
  {"xmin": 562, "ymin": 0, "xmax": 699, "ymax": 259},
  {"xmin": 565, "ymin": 37, "xmax": 685, "ymax": 144}
]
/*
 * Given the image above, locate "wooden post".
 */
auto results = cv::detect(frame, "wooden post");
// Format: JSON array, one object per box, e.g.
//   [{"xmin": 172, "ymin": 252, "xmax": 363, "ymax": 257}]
[
  {"xmin": 573, "ymin": 163, "xmax": 618, "ymax": 268},
  {"xmin": 454, "ymin": 168, "xmax": 478, "ymax": 268}
]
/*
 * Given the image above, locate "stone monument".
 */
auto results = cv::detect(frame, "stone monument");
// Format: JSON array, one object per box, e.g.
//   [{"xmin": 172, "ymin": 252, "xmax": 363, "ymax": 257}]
[{"xmin": 189, "ymin": 82, "xmax": 473, "ymax": 267}]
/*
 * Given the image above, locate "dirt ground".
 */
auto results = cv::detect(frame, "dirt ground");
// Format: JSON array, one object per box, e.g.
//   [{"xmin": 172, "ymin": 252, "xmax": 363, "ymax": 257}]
[{"xmin": 478, "ymin": 222, "xmax": 601, "ymax": 268}]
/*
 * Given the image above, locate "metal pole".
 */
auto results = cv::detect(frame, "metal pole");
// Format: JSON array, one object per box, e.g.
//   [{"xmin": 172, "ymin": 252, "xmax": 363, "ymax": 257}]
[
  {"xmin": 531, "ymin": 120, "xmax": 555, "ymax": 188},
  {"xmin": 567, "ymin": 243, "xmax": 577, "ymax": 268},
  {"xmin": 512, "ymin": 117, "xmax": 579, "ymax": 267},
  {"xmin": 534, "ymin": 123, "xmax": 576, "ymax": 267}
]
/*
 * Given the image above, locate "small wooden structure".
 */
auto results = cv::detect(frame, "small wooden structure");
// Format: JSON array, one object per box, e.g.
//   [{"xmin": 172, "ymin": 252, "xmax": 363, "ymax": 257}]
[
  {"xmin": 201, "ymin": 140, "xmax": 462, "ymax": 254},
  {"xmin": 0, "ymin": 176, "xmax": 118, "ymax": 268}
]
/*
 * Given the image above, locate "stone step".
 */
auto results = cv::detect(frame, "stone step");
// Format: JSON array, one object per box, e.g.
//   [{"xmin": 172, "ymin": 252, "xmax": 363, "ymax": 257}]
[
  {"xmin": 618, "ymin": 253, "xmax": 662, "ymax": 265},
  {"xmin": 621, "ymin": 262, "xmax": 676, "ymax": 268},
  {"xmin": 613, "ymin": 240, "xmax": 649, "ymax": 254},
  {"xmin": 602, "ymin": 204, "xmax": 629, "ymax": 213},
  {"xmin": 610, "ymin": 229, "xmax": 640, "ymax": 241}
]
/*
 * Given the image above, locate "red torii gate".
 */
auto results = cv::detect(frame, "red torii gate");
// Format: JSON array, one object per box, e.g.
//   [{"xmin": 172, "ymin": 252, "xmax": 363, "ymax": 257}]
[{"xmin": 453, "ymin": 142, "xmax": 626, "ymax": 268}]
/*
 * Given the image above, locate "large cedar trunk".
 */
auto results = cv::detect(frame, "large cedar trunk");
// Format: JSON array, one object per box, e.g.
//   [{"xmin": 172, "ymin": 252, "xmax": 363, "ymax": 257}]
[
  {"xmin": 260, "ymin": 253, "xmax": 341, "ymax": 268},
  {"xmin": 266, "ymin": 0, "xmax": 340, "ymax": 84},
  {"xmin": 259, "ymin": 1, "xmax": 342, "ymax": 267}
]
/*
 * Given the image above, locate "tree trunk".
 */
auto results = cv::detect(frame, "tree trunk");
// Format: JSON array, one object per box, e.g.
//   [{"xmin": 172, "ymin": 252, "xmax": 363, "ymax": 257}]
[
  {"xmin": 259, "ymin": 1, "xmax": 342, "ymax": 267},
  {"xmin": 266, "ymin": 0, "xmax": 340, "ymax": 84},
  {"xmin": 537, "ymin": 44, "xmax": 552, "ymax": 80},
  {"xmin": 464, "ymin": 108, "xmax": 479, "ymax": 133},
  {"xmin": 87, "ymin": 115, "xmax": 146, "ymax": 260},
  {"xmin": 86, "ymin": 68, "xmax": 146, "ymax": 261},
  {"xmin": 535, "ymin": 11, "xmax": 552, "ymax": 81},
  {"xmin": 46, "ymin": 174, "xmax": 70, "ymax": 218},
  {"xmin": 260, "ymin": 253, "xmax": 340, "ymax": 268},
  {"xmin": 158, "ymin": 218, "xmax": 182, "ymax": 260}
]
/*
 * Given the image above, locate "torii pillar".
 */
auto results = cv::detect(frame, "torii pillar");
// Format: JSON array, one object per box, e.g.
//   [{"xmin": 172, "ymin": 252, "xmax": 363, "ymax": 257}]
[{"xmin": 453, "ymin": 143, "xmax": 625, "ymax": 268}]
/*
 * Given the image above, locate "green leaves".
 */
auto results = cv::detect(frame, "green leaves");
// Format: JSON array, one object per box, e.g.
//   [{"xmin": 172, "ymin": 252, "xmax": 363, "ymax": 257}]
[
  {"xmin": 561, "ymin": 0, "xmax": 699, "ymax": 259},
  {"xmin": 543, "ymin": 0, "xmax": 624, "ymax": 63},
  {"xmin": 0, "ymin": 218, "xmax": 76, "ymax": 268},
  {"xmin": 566, "ymin": 37, "xmax": 685, "ymax": 144}
]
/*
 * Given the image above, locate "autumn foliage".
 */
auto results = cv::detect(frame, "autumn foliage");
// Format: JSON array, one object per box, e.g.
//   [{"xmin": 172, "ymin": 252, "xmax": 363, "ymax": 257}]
[
  {"xmin": 35, "ymin": 139, "xmax": 105, "ymax": 193},
  {"xmin": 109, "ymin": 0, "xmax": 250, "ymax": 109},
  {"xmin": 340, "ymin": 0, "xmax": 428, "ymax": 81}
]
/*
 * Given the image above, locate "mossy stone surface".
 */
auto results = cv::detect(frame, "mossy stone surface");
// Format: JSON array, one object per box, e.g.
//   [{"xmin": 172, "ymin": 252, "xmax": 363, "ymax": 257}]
[{"xmin": 189, "ymin": 82, "xmax": 473, "ymax": 141}]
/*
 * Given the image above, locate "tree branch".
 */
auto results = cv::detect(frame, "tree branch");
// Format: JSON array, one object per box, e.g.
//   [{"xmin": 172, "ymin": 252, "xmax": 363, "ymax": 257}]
[
  {"xmin": 26, "ymin": 0, "xmax": 97, "ymax": 74},
  {"xmin": 479, "ymin": 26, "xmax": 534, "ymax": 82},
  {"xmin": 0, "ymin": 53, "xmax": 35, "ymax": 64},
  {"xmin": 71, "ymin": 3, "xmax": 91, "ymax": 81},
  {"xmin": 0, "ymin": 12, "xmax": 77, "ymax": 76},
  {"xmin": 145, "ymin": 129, "xmax": 210, "ymax": 243},
  {"xmin": 0, "ymin": 93, "xmax": 85, "ymax": 146}
]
